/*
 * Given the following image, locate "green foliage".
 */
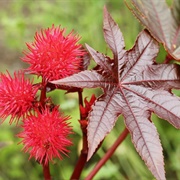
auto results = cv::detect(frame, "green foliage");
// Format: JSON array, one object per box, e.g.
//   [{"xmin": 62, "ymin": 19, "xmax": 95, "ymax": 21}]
[{"xmin": 0, "ymin": 0, "xmax": 178, "ymax": 180}]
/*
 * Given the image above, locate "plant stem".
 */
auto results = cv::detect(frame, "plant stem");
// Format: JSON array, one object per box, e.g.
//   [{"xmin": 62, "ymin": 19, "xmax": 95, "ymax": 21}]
[
  {"xmin": 164, "ymin": 53, "xmax": 173, "ymax": 64},
  {"xmin": 70, "ymin": 121, "xmax": 88, "ymax": 180},
  {"xmin": 85, "ymin": 128, "xmax": 129, "ymax": 180},
  {"xmin": 70, "ymin": 145, "xmax": 88, "ymax": 180},
  {"xmin": 70, "ymin": 89, "xmax": 88, "ymax": 180},
  {"xmin": 40, "ymin": 80, "xmax": 51, "ymax": 180},
  {"xmin": 78, "ymin": 88, "xmax": 83, "ymax": 119},
  {"xmin": 40, "ymin": 80, "xmax": 47, "ymax": 108},
  {"xmin": 42, "ymin": 162, "xmax": 51, "ymax": 180}
]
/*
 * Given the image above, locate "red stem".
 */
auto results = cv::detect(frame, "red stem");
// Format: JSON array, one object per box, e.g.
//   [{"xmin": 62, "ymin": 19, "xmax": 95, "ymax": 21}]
[
  {"xmin": 70, "ymin": 89, "xmax": 89, "ymax": 180},
  {"xmin": 70, "ymin": 141, "xmax": 88, "ymax": 179},
  {"xmin": 78, "ymin": 89, "xmax": 83, "ymax": 119},
  {"xmin": 40, "ymin": 79, "xmax": 51, "ymax": 180},
  {"xmin": 40, "ymin": 80, "xmax": 47, "ymax": 108},
  {"xmin": 164, "ymin": 53, "xmax": 173, "ymax": 64},
  {"xmin": 42, "ymin": 162, "xmax": 51, "ymax": 180},
  {"xmin": 70, "ymin": 121, "xmax": 88, "ymax": 179},
  {"xmin": 85, "ymin": 128, "xmax": 129, "ymax": 180}
]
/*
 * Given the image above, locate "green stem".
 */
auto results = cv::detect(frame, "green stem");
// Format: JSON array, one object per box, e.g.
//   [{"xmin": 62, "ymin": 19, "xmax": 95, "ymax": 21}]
[
  {"xmin": 85, "ymin": 128, "xmax": 129, "ymax": 180},
  {"xmin": 42, "ymin": 162, "xmax": 51, "ymax": 180}
]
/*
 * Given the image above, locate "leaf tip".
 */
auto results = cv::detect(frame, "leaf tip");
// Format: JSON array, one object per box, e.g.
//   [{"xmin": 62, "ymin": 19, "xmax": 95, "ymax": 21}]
[
  {"xmin": 103, "ymin": 5, "xmax": 109, "ymax": 19},
  {"xmin": 103, "ymin": 5, "xmax": 107, "ymax": 12},
  {"xmin": 85, "ymin": 43, "xmax": 91, "ymax": 51},
  {"xmin": 103, "ymin": 5, "xmax": 112, "ymax": 22},
  {"xmin": 87, "ymin": 146, "xmax": 94, "ymax": 161}
]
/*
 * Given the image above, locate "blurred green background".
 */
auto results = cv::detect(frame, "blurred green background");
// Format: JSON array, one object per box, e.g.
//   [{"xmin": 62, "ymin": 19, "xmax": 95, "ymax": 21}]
[{"xmin": 0, "ymin": 0, "xmax": 179, "ymax": 180}]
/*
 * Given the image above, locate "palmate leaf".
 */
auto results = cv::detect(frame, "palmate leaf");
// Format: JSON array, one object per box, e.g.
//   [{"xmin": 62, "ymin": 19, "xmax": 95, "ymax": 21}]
[
  {"xmin": 126, "ymin": 0, "xmax": 180, "ymax": 60},
  {"xmin": 52, "ymin": 7, "xmax": 180, "ymax": 180}
]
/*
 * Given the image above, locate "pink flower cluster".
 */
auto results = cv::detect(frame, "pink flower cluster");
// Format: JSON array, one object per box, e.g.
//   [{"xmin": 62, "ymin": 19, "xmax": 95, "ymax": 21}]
[
  {"xmin": 22, "ymin": 25, "xmax": 86, "ymax": 81},
  {"xmin": 0, "ymin": 71, "xmax": 38, "ymax": 124},
  {"xmin": 0, "ymin": 25, "xmax": 84, "ymax": 165},
  {"xmin": 18, "ymin": 107, "xmax": 72, "ymax": 165}
]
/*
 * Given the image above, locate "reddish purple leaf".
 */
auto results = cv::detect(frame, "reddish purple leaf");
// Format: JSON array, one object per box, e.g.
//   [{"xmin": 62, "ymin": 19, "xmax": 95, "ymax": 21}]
[
  {"xmin": 103, "ymin": 6, "xmax": 125, "ymax": 61},
  {"xmin": 126, "ymin": 0, "xmax": 180, "ymax": 60},
  {"xmin": 52, "ymin": 7, "xmax": 180, "ymax": 179}
]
